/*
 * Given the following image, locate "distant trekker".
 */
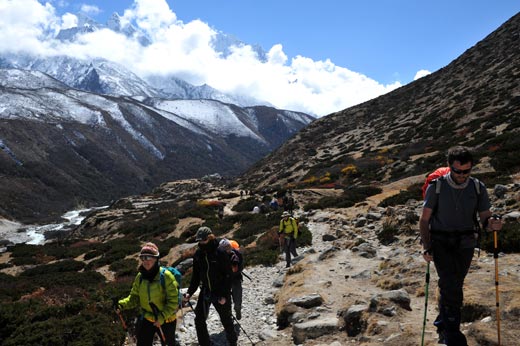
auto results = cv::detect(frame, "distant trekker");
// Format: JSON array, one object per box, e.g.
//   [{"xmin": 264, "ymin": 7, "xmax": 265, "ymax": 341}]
[{"xmin": 278, "ymin": 211, "xmax": 299, "ymax": 268}]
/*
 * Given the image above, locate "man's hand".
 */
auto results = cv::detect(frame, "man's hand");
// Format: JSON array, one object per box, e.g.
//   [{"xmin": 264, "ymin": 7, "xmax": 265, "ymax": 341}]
[
  {"xmin": 218, "ymin": 297, "xmax": 226, "ymax": 305},
  {"xmin": 488, "ymin": 214, "xmax": 503, "ymax": 232},
  {"xmin": 183, "ymin": 293, "xmax": 191, "ymax": 303},
  {"xmin": 422, "ymin": 250, "xmax": 433, "ymax": 263}
]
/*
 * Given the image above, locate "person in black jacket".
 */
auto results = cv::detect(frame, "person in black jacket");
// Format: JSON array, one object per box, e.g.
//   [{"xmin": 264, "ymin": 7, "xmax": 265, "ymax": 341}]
[
  {"xmin": 183, "ymin": 227, "xmax": 237, "ymax": 346},
  {"xmin": 219, "ymin": 238, "xmax": 244, "ymax": 320}
]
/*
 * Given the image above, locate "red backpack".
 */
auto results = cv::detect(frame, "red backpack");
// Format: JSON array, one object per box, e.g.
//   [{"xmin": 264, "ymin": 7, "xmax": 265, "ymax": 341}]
[{"xmin": 421, "ymin": 167, "xmax": 451, "ymax": 199}]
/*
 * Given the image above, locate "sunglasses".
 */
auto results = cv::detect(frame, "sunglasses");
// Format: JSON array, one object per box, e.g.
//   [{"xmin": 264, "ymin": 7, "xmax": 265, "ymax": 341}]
[
  {"xmin": 140, "ymin": 255, "xmax": 156, "ymax": 261},
  {"xmin": 450, "ymin": 166, "xmax": 472, "ymax": 175}
]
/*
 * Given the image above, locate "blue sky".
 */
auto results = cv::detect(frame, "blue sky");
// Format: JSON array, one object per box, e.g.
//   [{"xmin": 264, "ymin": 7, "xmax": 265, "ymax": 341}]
[{"xmin": 2, "ymin": 0, "xmax": 519, "ymax": 116}]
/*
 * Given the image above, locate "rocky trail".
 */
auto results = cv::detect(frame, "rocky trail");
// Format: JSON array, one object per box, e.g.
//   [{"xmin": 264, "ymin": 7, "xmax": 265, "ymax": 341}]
[{"xmin": 171, "ymin": 182, "xmax": 520, "ymax": 346}]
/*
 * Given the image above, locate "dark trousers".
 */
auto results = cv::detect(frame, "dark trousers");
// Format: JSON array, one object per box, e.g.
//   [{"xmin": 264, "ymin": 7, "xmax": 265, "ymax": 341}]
[
  {"xmin": 231, "ymin": 279, "xmax": 243, "ymax": 315},
  {"xmin": 136, "ymin": 318, "xmax": 176, "ymax": 346},
  {"xmin": 284, "ymin": 237, "xmax": 298, "ymax": 267},
  {"xmin": 432, "ymin": 237, "xmax": 474, "ymax": 346},
  {"xmin": 194, "ymin": 290, "xmax": 237, "ymax": 346}
]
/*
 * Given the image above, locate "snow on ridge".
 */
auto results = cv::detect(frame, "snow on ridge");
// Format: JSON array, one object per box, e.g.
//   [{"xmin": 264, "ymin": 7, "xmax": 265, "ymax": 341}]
[
  {"xmin": 281, "ymin": 110, "xmax": 314, "ymax": 124},
  {"xmin": 152, "ymin": 99, "xmax": 264, "ymax": 142},
  {"xmin": 0, "ymin": 69, "xmax": 66, "ymax": 89},
  {"xmin": 0, "ymin": 89, "xmax": 105, "ymax": 125},
  {"xmin": 0, "ymin": 87, "xmax": 164, "ymax": 160},
  {"xmin": 72, "ymin": 92, "xmax": 165, "ymax": 160},
  {"xmin": 141, "ymin": 104, "xmax": 207, "ymax": 136}
]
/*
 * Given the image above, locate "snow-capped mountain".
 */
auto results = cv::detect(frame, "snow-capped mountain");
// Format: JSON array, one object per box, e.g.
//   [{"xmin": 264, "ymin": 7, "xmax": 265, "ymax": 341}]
[
  {"xmin": 0, "ymin": 53, "xmax": 162, "ymax": 97},
  {"xmin": 0, "ymin": 69, "xmax": 314, "ymax": 223},
  {"xmin": 0, "ymin": 12, "xmax": 269, "ymax": 108},
  {"xmin": 0, "ymin": 53, "xmax": 265, "ymax": 108},
  {"xmin": 56, "ymin": 12, "xmax": 151, "ymax": 46}
]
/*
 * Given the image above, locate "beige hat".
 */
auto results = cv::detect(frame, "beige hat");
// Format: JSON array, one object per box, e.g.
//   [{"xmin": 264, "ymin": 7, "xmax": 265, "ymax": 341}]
[
  {"xmin": 140, "ymin": 242, "xmax": 160, "ymax": 257},
  {"xmin": 281, "ymin": 211, "xmax": 290, "ymax": 218}
]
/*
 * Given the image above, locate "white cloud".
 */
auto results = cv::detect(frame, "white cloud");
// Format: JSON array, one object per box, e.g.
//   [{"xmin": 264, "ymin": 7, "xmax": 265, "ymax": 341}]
[
  {"xmin": 414, "ymin": 69, "xmax": 431, "ymax": 80},
  {"xmin": 0, "ymin": 0, "xmax": 401, "ymax": 116},
  {"xmin": 61, "ymin": 13, "xmax": 77, "ymax": 29},
  {"xmin": 80, "ymin": 4, "xmax": 100, "ymax": 15}
]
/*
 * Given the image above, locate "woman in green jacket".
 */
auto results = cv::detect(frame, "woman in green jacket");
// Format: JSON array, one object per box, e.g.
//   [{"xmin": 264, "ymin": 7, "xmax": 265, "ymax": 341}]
[{"xmin": 118, "ymin": 242, "xmax": 179, "ymax": 346}]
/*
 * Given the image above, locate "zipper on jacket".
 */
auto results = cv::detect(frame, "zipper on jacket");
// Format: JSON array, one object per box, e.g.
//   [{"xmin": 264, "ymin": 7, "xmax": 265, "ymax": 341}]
[{"xmin": 205, "ymin": 253, "xmax": 212, "ymax": 292}]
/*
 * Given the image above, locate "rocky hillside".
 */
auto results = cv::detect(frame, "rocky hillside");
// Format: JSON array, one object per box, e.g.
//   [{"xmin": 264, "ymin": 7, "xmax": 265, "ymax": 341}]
[
  {"xmin": 0, "ymin": 70, "xmax": 313, "ymax": 223},
  {"xmin": 237, "ymin": 12, "xmax": 520, "ymax": 191}
]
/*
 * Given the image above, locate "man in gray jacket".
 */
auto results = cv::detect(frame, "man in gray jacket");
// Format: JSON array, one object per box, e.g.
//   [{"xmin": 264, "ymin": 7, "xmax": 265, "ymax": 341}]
[{"xmin": 419, "ymin": 146, "xmax": 502, "ymax": 345}]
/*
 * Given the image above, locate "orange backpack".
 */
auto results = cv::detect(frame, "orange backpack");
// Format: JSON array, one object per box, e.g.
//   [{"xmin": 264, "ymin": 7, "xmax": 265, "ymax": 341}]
[{"xmin": 421, "ymin": 167, "xmax": 451, "ymax": 199}]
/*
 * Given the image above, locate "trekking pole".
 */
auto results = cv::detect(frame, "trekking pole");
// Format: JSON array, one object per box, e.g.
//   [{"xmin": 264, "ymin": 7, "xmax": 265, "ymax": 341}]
[
  {"xmin": 421, "ymin": 261, "xmax": 430, "ymax": 346},
  {"xmin": 492, "ymin": 214, "xmax": 502, "ymax": 345},
  {"xmin": 183, "ymin": 295, "xmax": 196, "ymax": 313},
  {"xmin": 242, "ymin": 270, "xmax": 253, "ymax": 281},
  {"xmin": 149, "ymin": 302, "xmax": 166, "ymax": 345},
  {"xmin": 232, "ymin": 313, "xmax": 255, "ymax": 345},
  {"xmin": 112, "ymin": 299, "xmax": 135, "ymax": 345}
]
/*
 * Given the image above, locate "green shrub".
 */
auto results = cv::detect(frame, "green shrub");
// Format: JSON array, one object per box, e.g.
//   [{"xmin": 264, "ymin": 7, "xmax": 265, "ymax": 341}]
[
  {"xmin": 244, "ymin": 248, "xmax": 279, "ymax": 266},
  {"xmin": 0, "ymin": 300, "xmax": 123, "ymax": 346},
  {"xmin": 84, "ymin": 249, "xmax": 103, "ymax": 260},
  {"xmin": 20, "ymin": 260, "xmax": 85, "ymax": 277},
  {"xmin": 0, "ymin": 274, "xmax": 36, "ymax": 301},
  {"xmin": 377, "ymin": 221, "xmax": 400, "ymax": 245},
  {"xmin": 10, "ymin": 256, "xmax": 39, "ymax": 266},
  {"xmin": 109, "ymin": 258, "xmax": 138, "ymax": 278},
  {"xmin": 30, "ymin": 271, "xmax": 106, "ymax": 290},
  {"xmin": 232, "ymin": 197, "xmax": 261, "ymax": 212},
  {"xmin": 297, "ymin": 225, "xmax": 313, "ymax": 247},
  {"xmin": 232, "ymin": 213, "xmax": 280, "ymax": 241},
  {"xmin": 85, "ymin": 238, "xmax": 140, "ymax": 270}
]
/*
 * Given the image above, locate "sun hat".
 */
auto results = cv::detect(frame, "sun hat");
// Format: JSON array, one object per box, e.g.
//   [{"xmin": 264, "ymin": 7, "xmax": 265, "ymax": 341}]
[{"xmin": 281, "ymin": 211, "xmax": 290, "ymax": 218}]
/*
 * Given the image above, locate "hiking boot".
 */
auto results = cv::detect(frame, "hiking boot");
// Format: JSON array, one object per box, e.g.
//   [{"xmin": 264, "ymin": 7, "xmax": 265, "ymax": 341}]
[
  {"xmin": 437, "ymin": 329, "xmax": 446, "ymax": 344},
  {"xmin": 236, "ymin": 311, "xmax": 241, "ymax": 320}
]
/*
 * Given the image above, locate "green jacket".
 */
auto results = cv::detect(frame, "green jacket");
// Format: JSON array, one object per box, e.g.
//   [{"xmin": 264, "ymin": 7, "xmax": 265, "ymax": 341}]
[
  {"xmin": 279, "ymin": 217, "xmax": 299, "ymax": 239},
  {"xmin": 118, "ymin": 266, "xmax": 179, "ymax": 324}
]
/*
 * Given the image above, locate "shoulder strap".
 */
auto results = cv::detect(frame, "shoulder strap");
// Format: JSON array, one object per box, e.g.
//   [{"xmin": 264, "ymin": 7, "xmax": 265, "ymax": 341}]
[
  {"xmin": 160, "ymin": 267, "xmax": 166, "ymax": 288},
  {"xmin": 435, "ymin": 178, "xmax": 442, "ymax": 194},
  {"xmin": 471, "ymin": 177, "xmax": 481, "ymax": 195}
]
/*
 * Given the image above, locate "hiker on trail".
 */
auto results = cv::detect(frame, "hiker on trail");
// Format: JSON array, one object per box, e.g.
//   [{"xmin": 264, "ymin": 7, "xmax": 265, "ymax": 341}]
[
  {"xmin": 419, "ymin": 146, "xmax": 502, "ymax": 346},
  {"xmin": 183, "ymin": 227, "xmax": 237, "ymax": 346},
  {"xmin": 278, "ymin": 211, "xmax": 299, "ymax": 268},
  {"xmin": 117, "ymin": 242, "xmax": 179, "ymax": 346},
  {"xmin": 217, "ymin": 205, "xmax": 224, "ymax": 221},
  {"xmin": 270, "ymin": 196, "xmax": 279, "ymax": 211},
  {"xmin": 283, "ymin": 192, "xmax": 295, "ymax": 214},
  {"xmin": 219, "ymin": 238, "xmax": 244, "ymax": 320}
]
